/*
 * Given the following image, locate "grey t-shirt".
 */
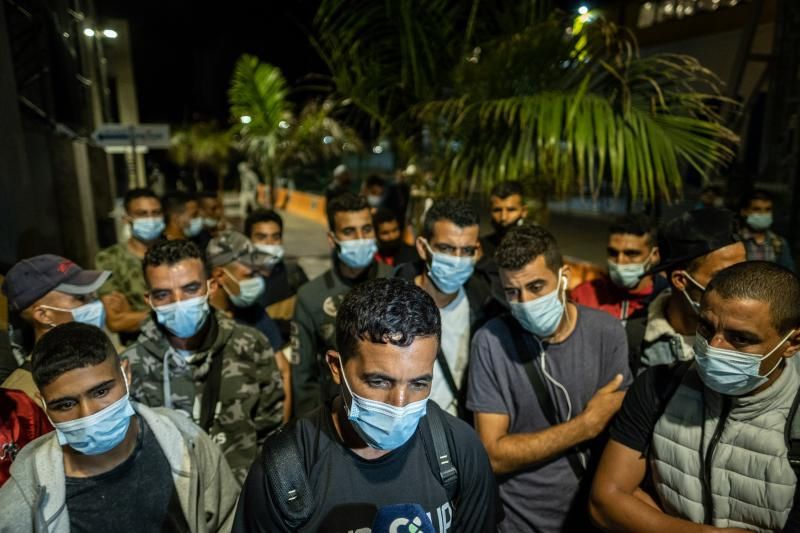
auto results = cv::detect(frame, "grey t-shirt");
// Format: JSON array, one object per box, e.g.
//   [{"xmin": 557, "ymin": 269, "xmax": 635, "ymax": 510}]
[{"xmin": 466, "ymin": 305, "xmax": 632, "ymax": 533}]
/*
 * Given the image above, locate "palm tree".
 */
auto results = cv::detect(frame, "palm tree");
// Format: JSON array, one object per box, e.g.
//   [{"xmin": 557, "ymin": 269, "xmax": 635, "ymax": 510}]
[
  {"xmin": 228, "ymin": 54, "xmax": 363, "ymax": 202},
  {"xmin": 313, "ymin": 1, "xmax": 737, "ymax": 202},
  {"xmin": 169, "ymin": 122, "xmax": 233, "ymax": 191}
]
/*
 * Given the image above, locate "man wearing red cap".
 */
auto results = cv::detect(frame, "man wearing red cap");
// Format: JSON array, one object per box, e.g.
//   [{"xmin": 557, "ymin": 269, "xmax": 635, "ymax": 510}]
[{"xmin": 1, "ymin": 255, "xmax": 110, "ymax": 400}]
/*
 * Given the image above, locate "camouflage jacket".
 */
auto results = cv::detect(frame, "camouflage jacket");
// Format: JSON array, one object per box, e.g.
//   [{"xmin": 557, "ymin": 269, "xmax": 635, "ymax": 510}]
[
  {"xmin": 122, "ymin": 311, "xmax": 283, "ymax": 482},
  {"xmin": 95, "ymin": 242, "xmax": 148, "ymax": 311},
  {"xmin": 290, "ymin": 260, "xmax": 393, "ymax": 417}
]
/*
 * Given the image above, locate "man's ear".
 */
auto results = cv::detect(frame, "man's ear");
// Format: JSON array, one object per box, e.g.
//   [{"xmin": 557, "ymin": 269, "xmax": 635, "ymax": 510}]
[
  {"xmin": 121, "ymin": 358, "xmax": 132, "ymax": 383},
  {"xmin": 35, "ymin": 390, "xmax": 47, "ymax": 411},
  {"xmin": 650, "ymin": 246, "xmax": 661, "ymax": 266},
  {"xmin": 783, "ymin": 330, "xmax": 800, "ymax": 359},
  {"xmin": 30, "ymin": 306, "xmax": 52, "ymax": 328},
  {"xmin": 520, "ymin": 204, "xmax": 529, "ymax": 219},
  {"xmin": 415, "ymin": 236, "xmax": 429, "ymax": 262},
  {"xmin": 327, "ymin": 231, "xmax": 336, "ymax": 251},
  {"xmin": 210, "ymin": 267, "xmax": 225, "ymax": 284},
  {"xmin": 560, "ymin": 264, "xmax": 571, "ymax": 289},
  {"xmin": 671, "ymin": 270, "xmax": 688, "ymax": 292},
  {"xmin": 326, "ymin": 350, "xmax": 343, "ymax": 385}
]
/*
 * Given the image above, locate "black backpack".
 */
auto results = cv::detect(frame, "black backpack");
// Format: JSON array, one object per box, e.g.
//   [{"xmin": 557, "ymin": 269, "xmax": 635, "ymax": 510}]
[{"xmin": 261, "ymin": 405, "xmax": 459, "ymax": 529}]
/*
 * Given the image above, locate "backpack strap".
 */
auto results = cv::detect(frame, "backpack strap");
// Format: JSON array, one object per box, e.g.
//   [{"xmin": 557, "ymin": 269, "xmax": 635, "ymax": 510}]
[
  {"xmin": 783, "ymin": 387, "xmax": 800, "ymax": 529},
  {"xmin": 422, "ymin": 405, "xmax": 459, "ymax": 501},
  {"xmin": 435, "ymin": 348, "xmax": 470, "ymax": 421},
  {"xmin": 261, "ymin": 426, "xmax": 315, "ymax": 529},
  {"xmin": 501, "ymin": 315, "xmax": 586, "ymax": 479}
]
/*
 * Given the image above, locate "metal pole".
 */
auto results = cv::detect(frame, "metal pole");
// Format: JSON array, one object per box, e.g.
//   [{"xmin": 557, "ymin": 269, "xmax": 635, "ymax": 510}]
[{"xmin": 129, "ymin": 125, "xmax": 138, "ymax": 188}]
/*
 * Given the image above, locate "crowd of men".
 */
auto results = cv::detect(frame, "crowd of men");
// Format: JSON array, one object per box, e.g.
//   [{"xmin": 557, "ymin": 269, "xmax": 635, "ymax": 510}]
[{"xmin": 1, "ymin": 173, "xmax": 799, "ymax": 533}]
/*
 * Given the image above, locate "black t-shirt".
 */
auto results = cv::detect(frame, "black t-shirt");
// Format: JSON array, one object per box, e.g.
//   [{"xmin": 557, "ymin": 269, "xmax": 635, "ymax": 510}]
[
  {"xmin": 609, "ymin": 364, "xmax": 687, "ymax": 454},
  {"xmin": 65, "ymin": 416, "xmax": 190, "ymax": 533},
  {"xmin": 232, "ymin": 400, "xmax": 500, "ymax": 532}
]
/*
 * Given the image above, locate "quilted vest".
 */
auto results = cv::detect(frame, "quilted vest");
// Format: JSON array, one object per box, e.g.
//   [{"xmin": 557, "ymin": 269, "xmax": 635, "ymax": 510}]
[{"xmin": 651, "ymin": 363, "xmax": 799, "ymax": 532}]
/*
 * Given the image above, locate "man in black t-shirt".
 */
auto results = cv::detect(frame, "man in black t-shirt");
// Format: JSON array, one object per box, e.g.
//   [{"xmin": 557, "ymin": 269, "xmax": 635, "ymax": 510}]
[
  {"xmin": 0, "ymin": 323, "xmax": 238, "ymax": 533},
  {"xmin": 590, "ymin": 261, "xmax": 800, "ymax": 531},
  {"xmin": 233, "ymin": 278, "xmax": 500, "ymax": 532}
]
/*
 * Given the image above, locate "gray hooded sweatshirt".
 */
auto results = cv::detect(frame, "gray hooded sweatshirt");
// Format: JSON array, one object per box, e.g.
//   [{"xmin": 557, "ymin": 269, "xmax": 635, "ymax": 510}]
[{"xmin": 0, "ymin": 402, "xmax": 239, "ymax": 533}]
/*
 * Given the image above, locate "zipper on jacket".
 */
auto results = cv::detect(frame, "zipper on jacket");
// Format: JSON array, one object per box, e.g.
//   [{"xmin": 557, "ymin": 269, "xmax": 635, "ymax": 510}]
[{"xmin": 701, "ymin": 396, "xmax": 732, "ymax": 525}]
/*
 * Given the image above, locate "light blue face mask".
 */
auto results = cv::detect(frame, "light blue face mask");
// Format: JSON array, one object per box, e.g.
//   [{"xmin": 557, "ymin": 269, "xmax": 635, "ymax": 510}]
[
  {"xmin": 424, "ymin": 241, "xmax": 475, "ymax": 295},
  {"xmin": 152, "ymin": 294, "xmax": 210, "ymax": 338},
  {"xmin": 746, "ymin": 212, "xmax": 773, "ymax": 231},
  {"xmin": 608, "ymin": 250, "xmax": 653, "ymax": 290},
  {"xmin": 47, "ymin": 367, "xmax": 136, "ymax": 455},
  {"xmin": 184, "ymin": 217, "xmax": 204, "ymax": 238},
  {"xmin": 693, "ymin": 331, "xmax": 795, "ymax": 396},
  {"xmin": 41, "ymin": 300, "xmax": 106, "ymax": 330},
  {"xmin": 510, "ymin": 268, "xmax": 567, "ymax": 338},
  {"xmin": 202, "ymin": 217, "xmax": 219, "ymax": 229},
  {"xmin": 254, "ymin": 243, "xmax": 285, "ymax": 269},
  {"xmin": 338, "ymin": 358, "xmax": 429, "ymax": 450},
  {"xmin": 224, "ymin": 270, "xmax": 266, "ymax": 308},
  {"xmin": 131, "ymin": 217, "xmax": 165, "ymax": 242},
  {"xmin": 336, "ymin": 238, "xmax": 378, "ymax": 269}
]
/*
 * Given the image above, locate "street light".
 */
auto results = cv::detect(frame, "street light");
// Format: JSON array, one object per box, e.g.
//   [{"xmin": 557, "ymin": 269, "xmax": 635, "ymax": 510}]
[
  {"xmin": 240, "ymin": 115, "xmax": 252, "ymax": 124},
  {"xmin": 102, "ymin": 29, "xmax": 118, "ymax": 39},
  {"xmin": 83, "ymin": 28, "xmax": 95, "ymax": 37},
  {"xmin": 372, "ymin": 145, "xmax": 384, "ymax": 154},
  {"xmin": 279, "ymin": 120, "xmax": 290, "ymax": 129},
  {"xmin": 578, "ymin": 5, "xmax": 589, "ymax": 15}
]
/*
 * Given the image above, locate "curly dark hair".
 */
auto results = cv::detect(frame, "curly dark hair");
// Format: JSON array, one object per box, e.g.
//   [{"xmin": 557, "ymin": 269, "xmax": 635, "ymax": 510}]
[
  {"xmin": 326, "ymin": 192, "xmax": 370, "ymax": 231},
  {"xmin": 336, "ymin": 278, "xmax": 441, "ymax": 361},
  {"xmin": 142, "ymin": 239, "xmax": 206, "ymax": 285},
  {"xmin": 495, "ymin": 224, "xmax": 563, "ymax": 273},
  {"xmin": 421, "ymin": 199, "xmax": 479, "ymax": 240},
  {"xmin": 32, "ymin": 322, "xmax": 118, "ymax": 388}
]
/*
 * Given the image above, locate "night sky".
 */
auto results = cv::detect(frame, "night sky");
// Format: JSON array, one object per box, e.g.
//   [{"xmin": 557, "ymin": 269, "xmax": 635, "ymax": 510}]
[
  {"xmin": 99, "ymin": 0, "xmax": 325, "ymax": 126},
  {"xmin": 99, "ymin": 0, "xmax": 592, "ymax": 127}
]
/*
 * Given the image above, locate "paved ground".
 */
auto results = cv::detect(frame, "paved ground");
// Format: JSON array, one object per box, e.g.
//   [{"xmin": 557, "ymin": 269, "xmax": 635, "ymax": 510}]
[
  {"xmin": 279, "ymin": 210, "xmax": 333, "ymax": 280},
  {"xmin": 273, "ymin": 209, "xmax": 612, "ymax": 280}
]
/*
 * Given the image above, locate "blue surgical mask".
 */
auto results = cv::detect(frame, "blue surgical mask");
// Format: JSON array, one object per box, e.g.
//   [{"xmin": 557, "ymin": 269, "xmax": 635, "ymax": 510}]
[
  {"xmin": 693, "ymin": 331, "xmax": 795, "ymax": 396},
  {"xmin": 746, "ymin": 213, "xmax": 773, "ymax": 231},
  {"xmin": 338, "ymin": 358, "xmax": 429, "ymax": 450},
  {"xmin": 254, "ymin": 243, "xmax": 284, "ymax": 269},
  {"xmin": 510, "ymin": 268, "xmax": 566, "ymax": 338},
  {"xmin": 336, "ymin": 238, "xmax": 378, "ymax": 269},
  {"xmin": 608, "ymin": 251, "xmax": 652, "ymax": 290},
  {"xmin": 40, "ymin": 300, "xmax": 106, "ymax": 330},
  {"xmin": 131, "ymin": 217, "xmax": 165, "ymax": 242},
  {"xmin": 152, "ymin": 294, "xmax": 210, "ymax": 338},
  {"xmin": 679, "ymin": 272, "xmax": 706, "ymax": 314},
  {"xmin": 202, "ymin": 217, "xmax": 219, "ymax": 229},
  {"xmin": 47, "ymin": 367, "xmax": 136, "ymax": 455},
  {"xmin": 184, "ymin": 217, "xmax": 204, "ymax": 238},
  {"xmin": 224, "ymin": 270, "xmax": 266, "ymax": 308},
  {"xmin": 424, "ymin": 241, "xmax": 475, "ymax": 294}
]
